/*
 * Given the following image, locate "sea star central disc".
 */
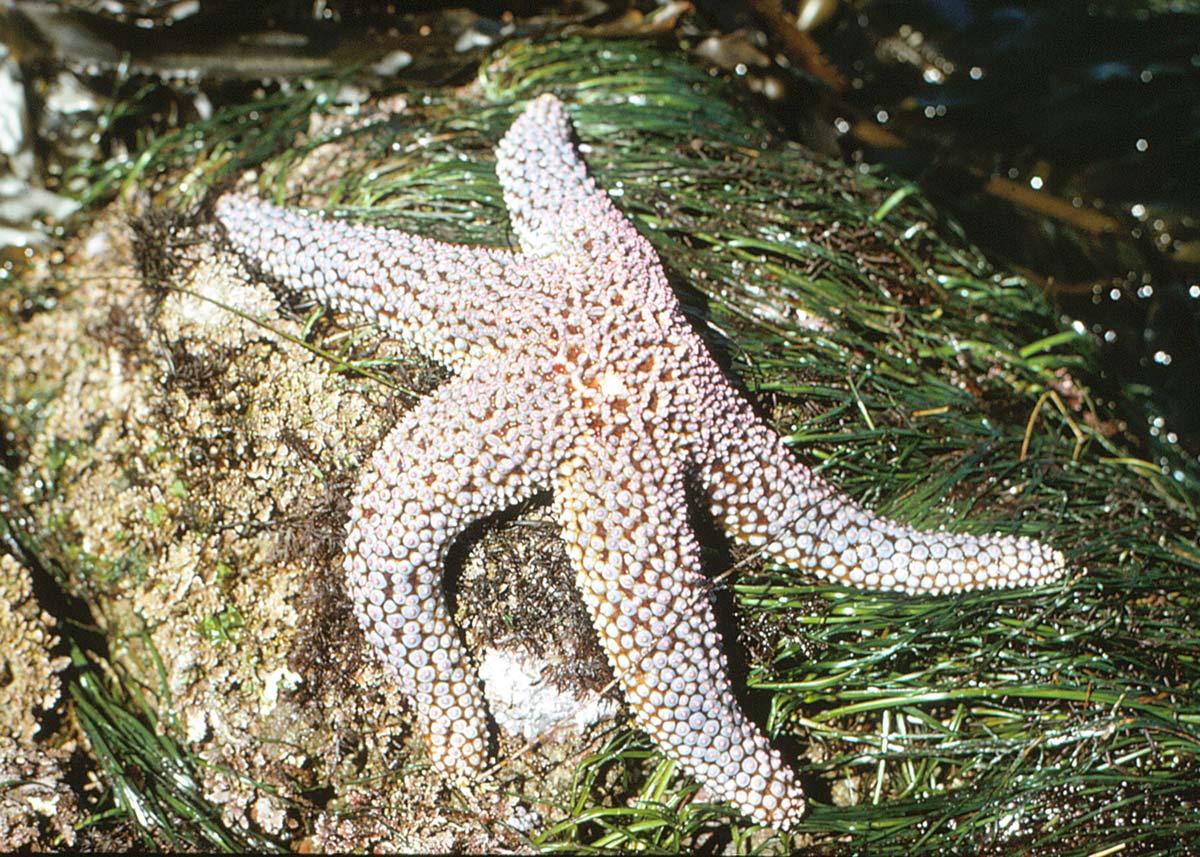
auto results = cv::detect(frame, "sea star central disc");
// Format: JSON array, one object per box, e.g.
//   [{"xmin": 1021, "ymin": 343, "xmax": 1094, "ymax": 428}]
[{"xmin": 215, "ymin": 94, "xmax": 1065, "ymax": 828}]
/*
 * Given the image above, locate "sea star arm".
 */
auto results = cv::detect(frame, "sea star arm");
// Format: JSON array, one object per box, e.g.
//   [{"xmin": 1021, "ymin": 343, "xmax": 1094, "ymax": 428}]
[
  {"xmin": 555, "ymin": 436, "xmax": 807, "ymax": 829},
  {"xmin": 701, "ymin": 393, "xmax": 1065, "ymax": 594},
  {"xmin": 214, "ymin": 193, "xmax": 534, "ymax": 372},
  {"xmin": 344, "ymin": 359, "xmax": 572, "ymax": 777},
  {"xmin": 494, "ymin": 94, "xmax": 660, "ymax": 268}
]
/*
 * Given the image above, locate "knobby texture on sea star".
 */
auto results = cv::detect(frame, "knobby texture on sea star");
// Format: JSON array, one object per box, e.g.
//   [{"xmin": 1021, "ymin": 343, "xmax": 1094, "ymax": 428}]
[{"xmin": 214, "ymin": 94, "xmax": 1065, "ymax": 828}]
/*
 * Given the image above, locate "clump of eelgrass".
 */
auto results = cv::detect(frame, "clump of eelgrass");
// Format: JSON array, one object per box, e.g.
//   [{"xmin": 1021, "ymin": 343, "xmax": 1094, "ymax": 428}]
[{"xmin": 69, "ymin": 642, "xmax": 285, "ymax": 852}]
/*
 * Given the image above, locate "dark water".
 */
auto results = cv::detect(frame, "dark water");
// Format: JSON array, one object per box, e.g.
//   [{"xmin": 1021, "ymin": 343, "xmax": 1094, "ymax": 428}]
[{"xmin": 815, "ymin": 0, "xmax": 1200, "ymax": 489}]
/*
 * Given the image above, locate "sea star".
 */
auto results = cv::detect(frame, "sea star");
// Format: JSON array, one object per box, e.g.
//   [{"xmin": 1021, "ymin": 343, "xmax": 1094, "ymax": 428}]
[{"xmin": 214, "ymin": 94, "xmax": 1065, "ymax": 828}]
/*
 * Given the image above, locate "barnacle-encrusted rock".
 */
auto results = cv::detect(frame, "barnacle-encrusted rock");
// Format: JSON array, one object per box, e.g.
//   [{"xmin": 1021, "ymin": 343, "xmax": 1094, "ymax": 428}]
[{"xmin": 0, "ymin": 555, "xmax": 77, "ymax": 848}]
